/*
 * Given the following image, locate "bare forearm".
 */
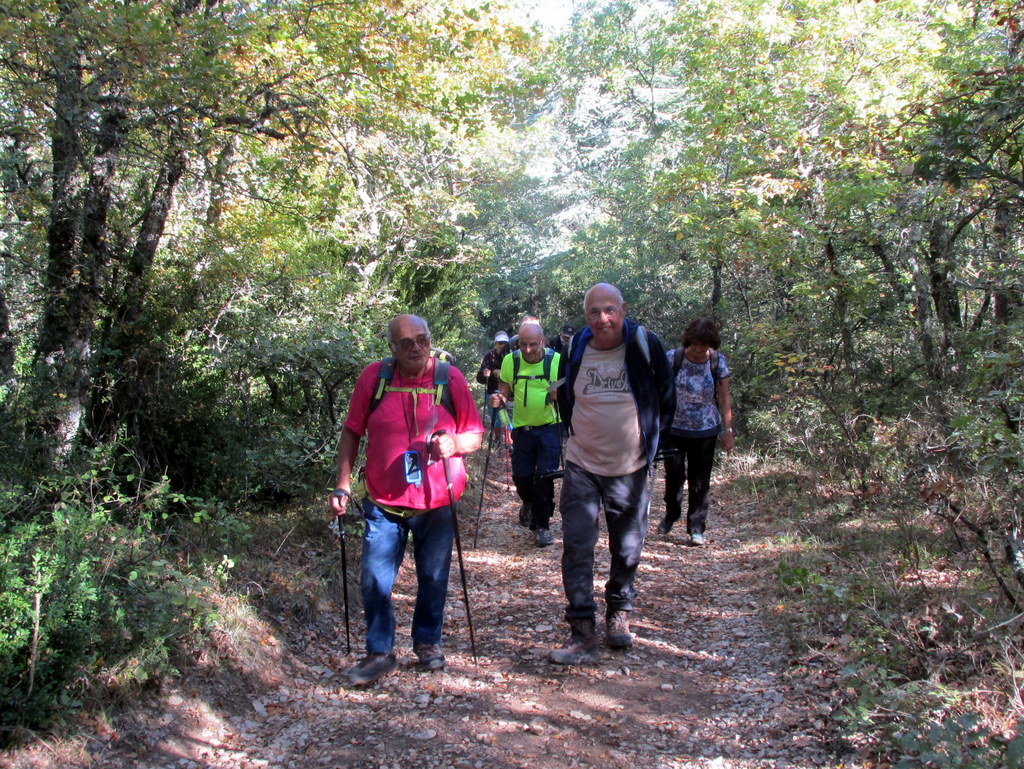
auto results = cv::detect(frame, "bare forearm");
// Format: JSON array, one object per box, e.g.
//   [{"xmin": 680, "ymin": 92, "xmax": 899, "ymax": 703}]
[{"xmin": 335, "ymin": 426, "xmax": 361, "ymax": 489}]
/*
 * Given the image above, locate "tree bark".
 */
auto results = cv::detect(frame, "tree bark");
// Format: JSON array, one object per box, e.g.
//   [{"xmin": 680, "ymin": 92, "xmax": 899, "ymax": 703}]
[
  {"xmin": 91, "ymin": 145, "xmax": 188, "ymax": 444},
  {"xmin": 0, "ymin": 281, "xmax": 14, "ymax": 383},
  {"xmin": 991, "ymin": 199, "xmax": 1021, "ymax": 326},
  {"xmin": 924, "ymin": 218, "xmax": 962, "ymax": 358},
  {"xmin": 33, "ymin": 22, "xmax": 127, "ymax": 458}
]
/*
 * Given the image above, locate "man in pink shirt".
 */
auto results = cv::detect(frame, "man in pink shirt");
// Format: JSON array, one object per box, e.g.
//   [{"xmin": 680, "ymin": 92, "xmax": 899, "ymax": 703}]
[{"xmin": 329, "ymin": 314, "xmax": 483, "ymax": 685}]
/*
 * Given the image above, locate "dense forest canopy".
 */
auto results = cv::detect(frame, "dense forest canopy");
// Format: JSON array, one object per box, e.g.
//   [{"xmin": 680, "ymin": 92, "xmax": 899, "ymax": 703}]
[{"xmin": 1, "ymin": 0, "xmax": 1022, "ymax": 760}]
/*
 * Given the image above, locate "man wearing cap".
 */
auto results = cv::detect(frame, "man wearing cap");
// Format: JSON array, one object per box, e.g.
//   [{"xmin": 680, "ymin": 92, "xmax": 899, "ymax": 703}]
[
  {"xmin": 477, "ymin": 331, "xmax": 510, "ymax": 439},
  {"xmin": 550, "ymin": 324, "xmax": 575, "ymax": 354}
]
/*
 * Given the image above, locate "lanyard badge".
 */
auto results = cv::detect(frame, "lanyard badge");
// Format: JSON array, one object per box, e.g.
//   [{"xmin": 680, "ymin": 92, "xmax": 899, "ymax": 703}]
[{"xmin": 404, "ymin": 450, "xmax": 422, "ymax": 487}]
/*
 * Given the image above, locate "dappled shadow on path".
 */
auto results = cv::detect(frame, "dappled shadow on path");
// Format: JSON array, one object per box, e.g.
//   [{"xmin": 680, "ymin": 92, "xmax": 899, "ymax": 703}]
[{"xmin": 4, "ymin": 456, "xmax": 854, "ymax": 769}]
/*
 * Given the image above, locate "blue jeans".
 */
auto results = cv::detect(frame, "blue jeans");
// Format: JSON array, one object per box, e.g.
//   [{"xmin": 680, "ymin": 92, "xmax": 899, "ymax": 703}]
[
  {"xmin": 510, "ymin": 423, "xmax": 562, "ymax": 530},
  {"xmin": 359, "ymin": 499, "xmax": 453, "ymax": 654},
  {"xmin": 558, "ymin": 461, "xmax": 650, "ymax": 620}
]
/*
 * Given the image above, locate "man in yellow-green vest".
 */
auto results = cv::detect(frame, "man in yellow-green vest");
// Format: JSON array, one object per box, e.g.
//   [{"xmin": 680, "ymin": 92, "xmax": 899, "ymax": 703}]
[{"xmin": 490, "ymin": 320, "xmax": 561, "ymax": 547}]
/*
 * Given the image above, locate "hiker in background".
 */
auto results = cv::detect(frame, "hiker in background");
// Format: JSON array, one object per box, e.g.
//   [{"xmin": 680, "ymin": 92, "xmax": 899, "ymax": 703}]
[
  {"xmin": 476, "ymin": 330, "xmax": 510, "ymax": 440},
  {"xmin": 329, "ymin": 314, "xmax": 483, "ymax": 686},
  {"xmin": 549, "ymin": 324, "xmax": 574, "ymax": 354},
  {"xmin": 490, "ymin": 320, "xmax": 561, "ymax": 547},
  {"xmin": 550, "ymin": 283, "xmax": 675, "ymax": 664},
  {"xmin": 657, "ymin": 317, "xmax": 734, "ymax": 546}
]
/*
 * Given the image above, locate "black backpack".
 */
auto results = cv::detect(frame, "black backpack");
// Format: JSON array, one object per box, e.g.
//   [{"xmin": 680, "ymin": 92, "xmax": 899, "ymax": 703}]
[{"xmin": 671, "ymin": 348, "xmax": 721, "ymax": 381}]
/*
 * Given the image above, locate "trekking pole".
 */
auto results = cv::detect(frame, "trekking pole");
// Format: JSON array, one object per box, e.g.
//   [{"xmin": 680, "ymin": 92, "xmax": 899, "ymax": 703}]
[
  {"xmin": 432, "ymin": 430, "xmax": 478, "ymax": 662},
  {"xmin": 472, "ymin": 423, "xmax": 495, "ymax": 549},
  {"xmin": 333, "ymin": 509, "xmax": 352, "ymax": 656},
  {"xmin": 498, "ymin": 396, "xmax": 514, "ymax": 486}
]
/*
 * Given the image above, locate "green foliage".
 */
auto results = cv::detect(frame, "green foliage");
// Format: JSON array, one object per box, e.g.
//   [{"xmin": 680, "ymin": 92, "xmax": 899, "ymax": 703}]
[
  {"xmin": 0, "ymin": 449, "xmax": 244, "ymax": 744},
  {"xmin": 893, "ymin": 713, "xmax": 1024, "ymax": 769}
]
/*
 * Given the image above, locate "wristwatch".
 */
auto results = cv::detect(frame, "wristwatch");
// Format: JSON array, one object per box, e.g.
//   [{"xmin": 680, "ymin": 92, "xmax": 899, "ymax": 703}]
[{"xmin": 333, "ymin": 488, "xmax": 351, "ymax": 498}]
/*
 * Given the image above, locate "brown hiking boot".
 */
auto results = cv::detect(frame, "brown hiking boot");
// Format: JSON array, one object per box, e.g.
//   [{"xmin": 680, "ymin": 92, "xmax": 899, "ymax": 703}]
[
  {"xmin": 413, "ymin": 643, "xmax": 446, "ymax": 671},
  {"xmin": 549, "ymin": 617, "xmax": 598, "ymax": 665},
  {"xmin": 346, "ymin": 653, "xmax": 397, "ymax": 686},
  {"xmin": 606, "ymin": 610, "xmax": 634, "ymax": 650}
]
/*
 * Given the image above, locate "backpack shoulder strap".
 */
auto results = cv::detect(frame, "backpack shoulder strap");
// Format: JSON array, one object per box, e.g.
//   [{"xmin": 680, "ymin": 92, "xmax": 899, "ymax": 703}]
[
  {"xmin": 369, "ymin": 357, "xmax": 455, "ymax": 418},
  {"xmin": 370, "ymin": 358, "xmax": 396, "ymax": 412},
  {"xmin": 672, "ymin": 347, "xmax": 684, "ymax": 379},
  {"xmin": 710, "ymin": 350, "xmax": 720, "ymax": 380},
  {"xmin": 433, "ymin": 359, "xmax": 451, "ymax": 407},
  {"xmin": 636, "ymin": 325, "xmax": 651, "ymax": 366},
  {"xmin": 542, "ymin": 348, "xmax": 554, "ymax": 380},
  {"xmin": 432, "ymin": 359, "xmax": 456, "ymax": 418}
]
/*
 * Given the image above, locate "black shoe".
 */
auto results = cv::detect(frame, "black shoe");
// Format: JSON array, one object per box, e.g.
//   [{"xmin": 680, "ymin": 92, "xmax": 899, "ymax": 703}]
[
  {"xmin": 656, "ymin": 518, "xmax": 672, "ymax": 534},
  {"xmin": 346, "ymin": 653, "xmax": 397, "ymax": 686},
  {"xmin": 413, "ymin": 643, "xmax": 446, "ymax": 671},
  {"xmin": 535, "ymin": 528, "xmax": 553, "ymax": 547},
  {"xmin": 518, "ymin": 502, "xmax": 532, "ymax": 527}
]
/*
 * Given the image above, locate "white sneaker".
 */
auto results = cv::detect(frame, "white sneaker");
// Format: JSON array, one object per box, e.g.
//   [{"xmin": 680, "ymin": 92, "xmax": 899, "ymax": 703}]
[{"xmin": 689, "ymin": 533, "xmax": 705, "ymax": 546}]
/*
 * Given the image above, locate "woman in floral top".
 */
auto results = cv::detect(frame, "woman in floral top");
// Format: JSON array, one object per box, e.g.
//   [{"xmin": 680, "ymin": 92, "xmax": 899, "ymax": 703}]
[{"xmin": 657, "ymin": 318, "xmax": 734, "ymax": 546}]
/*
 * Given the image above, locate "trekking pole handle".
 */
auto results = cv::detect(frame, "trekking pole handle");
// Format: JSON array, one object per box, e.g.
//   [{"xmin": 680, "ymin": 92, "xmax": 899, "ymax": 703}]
[{"xmin": 429, "ymin": 429, "xmax": 457, "ymax": 460}]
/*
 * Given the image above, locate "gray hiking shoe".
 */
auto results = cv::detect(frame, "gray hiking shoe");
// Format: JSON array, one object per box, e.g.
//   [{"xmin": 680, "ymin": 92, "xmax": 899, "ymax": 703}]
[
  {"xmin": 346, "ymin": 653, "xmax": 397, "ymax": 686},
  {"xmin": 606, "ymin": 610, "xmax": 634, "ymax": 650},
  {"xmin": 549, "ymin": 617, "xmax": 598, "ymax": 665},
  {"xmin": 689, "ymin": 532, "xmax": 705, "ymax": 546},
  {"xmin": 535, "ymin": 528, "xmax": 553, "ymax": 547},
  {"xmin": 413, "ymin": 643, "xmax": 446, "ymax": 671}
]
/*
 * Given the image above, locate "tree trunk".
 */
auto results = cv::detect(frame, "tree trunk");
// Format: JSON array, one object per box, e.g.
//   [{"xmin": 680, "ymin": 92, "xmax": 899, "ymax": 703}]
[
  {"xmin": 710, "ymin": 259, "xmax": 722, "ymax": 315},
  {"xmin": 0, "ymin": 282, "xmax": 14, "ymax": 383},
  {"xmin": 906, "ymin": 250, "xmax": 940, "ymax": 379},
  {"xmin": 33, "ymin": 37, "xmax": 127, "ymax": 458},
  {"xmin": 91, "ymin": 145, "xmax": 188, "ymax": 445},
  {"xmin": 824, "ymin": 238, "xmax": 857, "ymax": 386},
  {"xmin": 925, "ymin": 218, "xmax": 963, "ymax": 358},
  {"xmin": 992, "ymin": 199, "xmax": 1021, "ymax": 326}
]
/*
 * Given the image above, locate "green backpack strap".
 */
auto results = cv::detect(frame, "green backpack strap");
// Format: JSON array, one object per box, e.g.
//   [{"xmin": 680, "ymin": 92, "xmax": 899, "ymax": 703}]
[
  {"xmin": 432, "ymin": 360, "xmax": 451, "ymax": 407},
  {"xmin": 370, "ymin": 357, "xmax": 455, "ymax": 418}
]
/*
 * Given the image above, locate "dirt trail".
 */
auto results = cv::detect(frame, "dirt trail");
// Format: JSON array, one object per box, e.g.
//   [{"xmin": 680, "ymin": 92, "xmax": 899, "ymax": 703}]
[{"xmin": 3, "ymin": 455, "xmax": 851, "ymax": 769}]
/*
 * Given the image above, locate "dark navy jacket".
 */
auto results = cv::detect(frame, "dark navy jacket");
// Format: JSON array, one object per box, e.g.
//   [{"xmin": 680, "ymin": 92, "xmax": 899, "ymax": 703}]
[{"xmin": 557, "ymin": 318, "xmax": 676, "ymax": 469}]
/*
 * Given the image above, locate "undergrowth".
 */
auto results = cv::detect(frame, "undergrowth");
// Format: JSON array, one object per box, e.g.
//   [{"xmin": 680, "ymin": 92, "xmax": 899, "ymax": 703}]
[
  {"xmin": 737, "ymin": 447, "xmax": 1024, "ymax": 768},
  {"xmin": 0, "ymin": 446, "xmax": 250, "ymax": 747}
]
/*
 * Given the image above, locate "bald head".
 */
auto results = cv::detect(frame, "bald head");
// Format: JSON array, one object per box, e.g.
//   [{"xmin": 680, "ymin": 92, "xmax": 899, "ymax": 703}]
[
  {"xmin": 583, "ymin": 283, "xmax": 623, "ymax": 310},
  {"xmin": 517, "ymin": 321, "xmax": 546, "ymax": 364},
  {"xmin": 387, "ymin": 314, "xmax": 429, "ymax": 344},
  {"xmin": 583, "ymin": 283, "xmax": 626, "ymax": 350},
  {"xmin": 387, "ymin": 314, "xmax": 432, "ymax": 376}
]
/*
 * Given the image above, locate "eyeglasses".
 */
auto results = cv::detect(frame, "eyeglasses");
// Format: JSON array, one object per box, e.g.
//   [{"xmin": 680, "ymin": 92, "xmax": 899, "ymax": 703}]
[
  {"xmin": 586, "ymin": 305, "xmax": 622, "ymax": 320},
  {"xmin": 394, "ymin": 334, "xmax": 431, "ymax": 352}
]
